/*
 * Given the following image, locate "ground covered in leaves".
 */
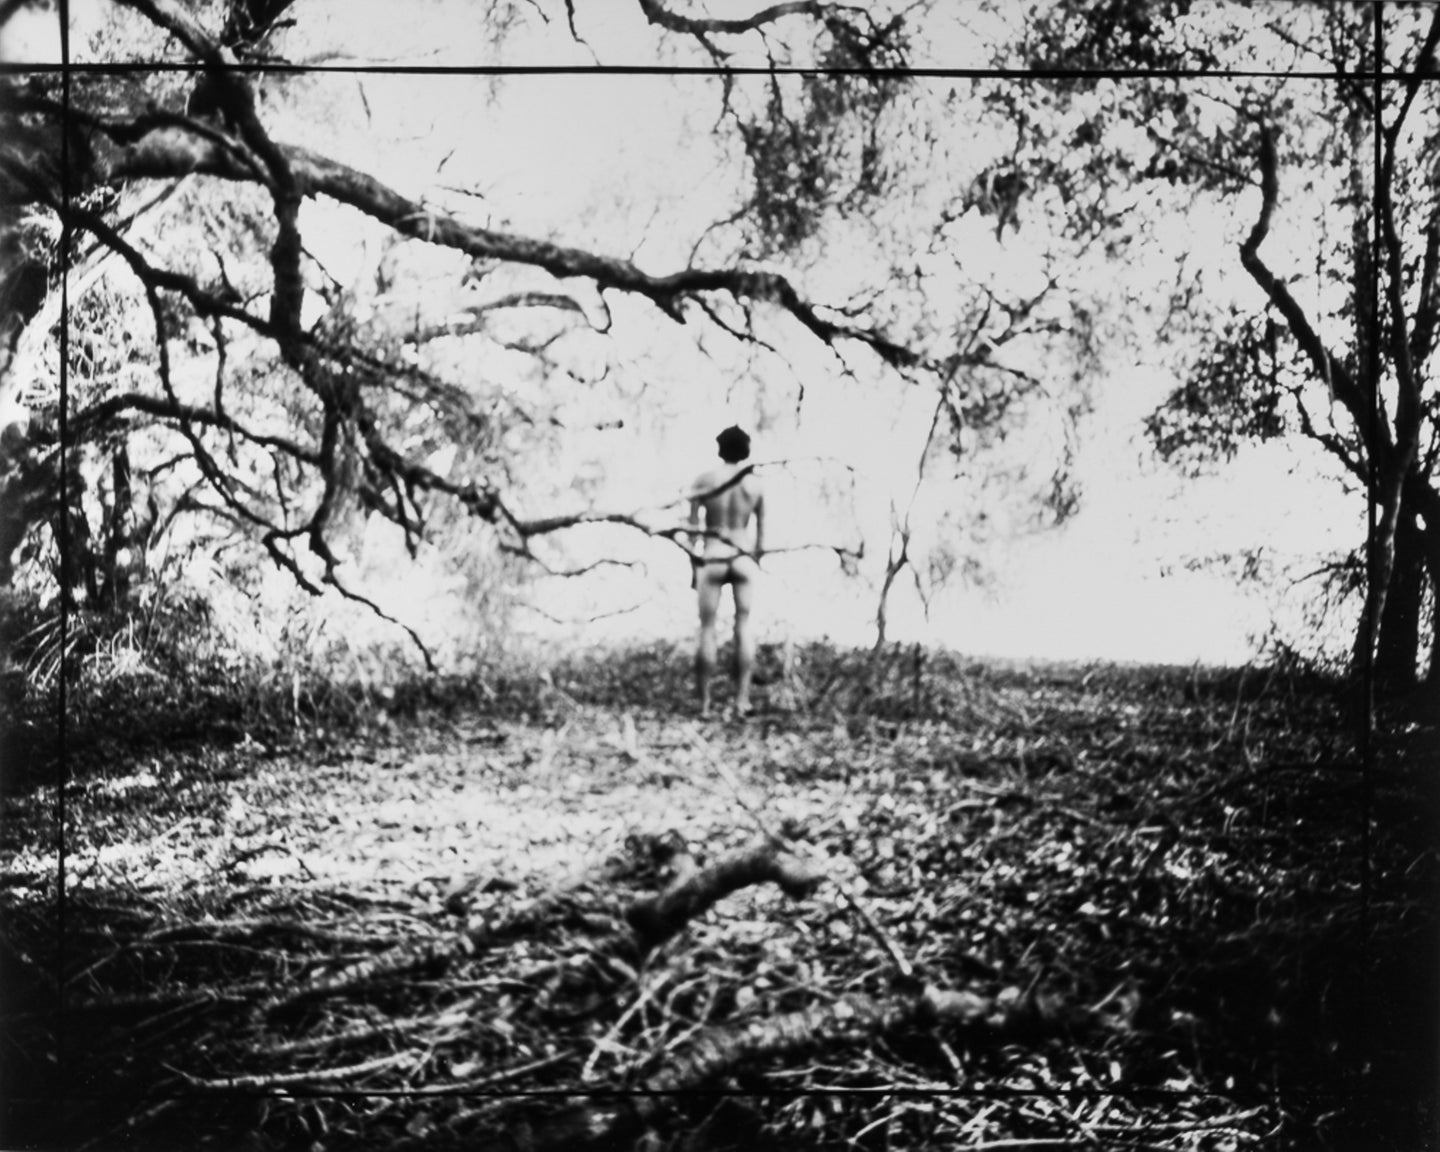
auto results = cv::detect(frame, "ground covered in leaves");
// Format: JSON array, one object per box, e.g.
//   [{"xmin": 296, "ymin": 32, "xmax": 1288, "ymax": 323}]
[{"xmin": 1, "ymin": 643, "xmax": 1434, "ymax": 1151}]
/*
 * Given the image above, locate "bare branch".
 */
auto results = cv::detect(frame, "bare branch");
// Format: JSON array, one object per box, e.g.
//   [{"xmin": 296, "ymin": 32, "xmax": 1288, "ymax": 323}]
[
  {"xmin": 1382, "ymin": 4, "xmax": 1440, "ymax": 152},
  {"xmin": 400, "ymin": 291, "xmax": 594, "ymax": 344},
  {"xmin": 636, "ymin": 0, "xmax": 823, "ymax": 38},
  {"xmin": 69, "ymin": 392, "xmax": 319, "ymax": 464},
  {"xmin": 1239, "ymin": 125, "xmax": 1376, "ymax": 449},
  {"xmin": 116, "ymin": 0, "xmax": 307, "ymax": 343},
  {"xmin": 24, "ymin": 111, "xmax": 923, "ymax": 366},
  {"xmin": 1290, "ymin": 387, "xmax": 1366, "ymax": 484},
  {"xmin": 1410, "ymin": 210, "xmax": 1440, "ymax": 369},
  {"xmin": 502, "ymin": 469, "xmax": 862, "ymax": 570},
  {"xmin": 874, "ymin": 391, "xmax": 945, "ymax": 648},
  {"xmin": 501, "ymin": 546, "xmax": 641, "ymax": 579}
]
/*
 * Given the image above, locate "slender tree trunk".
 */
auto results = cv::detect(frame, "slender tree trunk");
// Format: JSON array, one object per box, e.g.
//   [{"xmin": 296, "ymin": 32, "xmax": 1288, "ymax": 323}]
[
  {"xmin": 873, "ymin": 542, "xmax": 904, "ymax": 653},
  {"xmin": 1375, "ymin": 504, "xmax": 1423, "ymax": 689},
  {"xmin": 1421, "ymin": 522, "xmax": 1440, "ymax": 686},
  {"xmin": 58, "ymin": 453, "xmax": 100, "ymax": 606},
  {"xmin": 1355, "ymin": 475, "xmax": 1412, "ymax": 682},
  {"xmin": 1426, "ymin": 573, "xmax": 1440, "ymax": 686},
  {"xmin": 0, "ymin": 458, "xmax": 54, "ymax": 587},
  {"xmin": 1403, "ymin": 480, "xmax": 1440, "ymax": 685},
  {"xmin": 100, "ymin": 444, "xmax": 133, "ymax": 607},
  {"xmin": 873, "ymin": 504, "xmax": 909, "ymax": 653}
]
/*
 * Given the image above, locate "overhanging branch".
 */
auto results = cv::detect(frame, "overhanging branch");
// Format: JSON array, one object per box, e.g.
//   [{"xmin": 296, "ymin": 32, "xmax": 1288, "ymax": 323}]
[
  {"xmin": 1239, "ymin": 125, "xmax": 1379, "ymax": 458},
  {"xmin": 63, "ymin": 121, "xmax": 923, "ymax": 366},
  {"xmin": 637, "ymin": 0, "xmax": 823, "ymax": 37},
  {"xmin": 118, "ymin": 0, "xmax": 307, "ymax": 345},
  {"xmin": 70, "ymin": 392, "xmax": 319, "ymax": 464}
]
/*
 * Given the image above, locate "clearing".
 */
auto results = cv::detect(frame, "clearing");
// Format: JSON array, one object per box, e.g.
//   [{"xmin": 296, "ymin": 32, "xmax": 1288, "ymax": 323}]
[{"xmin": 1, "ymin": 643, "xmax": 1433, "ymax": 1151}]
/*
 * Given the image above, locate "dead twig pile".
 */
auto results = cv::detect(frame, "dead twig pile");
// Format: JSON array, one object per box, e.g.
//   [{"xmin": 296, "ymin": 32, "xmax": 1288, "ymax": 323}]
[{"xmin": 8, "ymin": 829, "xmax": 1131, "ymax": 1151}]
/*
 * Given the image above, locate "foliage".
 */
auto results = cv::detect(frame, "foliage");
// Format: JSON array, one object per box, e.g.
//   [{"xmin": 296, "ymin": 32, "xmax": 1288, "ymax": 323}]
[
  {"xmin": 735, "ymin": 18, "xmax": 912, "ymax": 256},
  {"xmin": 0, "ymin": 0, "xmax": 1151, "ymax": 668},
  {"xmin": 1144, "ymin": 317, "xmax": 1288, "ymax": 473},
  {"xmin": 986, "ymin": 0, "xmax": 1440, "ymax": 685}
]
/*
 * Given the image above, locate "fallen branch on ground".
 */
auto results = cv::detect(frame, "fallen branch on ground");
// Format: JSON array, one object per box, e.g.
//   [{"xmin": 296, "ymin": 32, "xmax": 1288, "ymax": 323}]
[
  {"xmin": 243, "ymin": 835, "xmax": 822, "ymax": 1010},
  {"xmin": 532, "ymin": 982, "xmax": 1130, "ymax": 1151},
  {"xmin": 625, "ymin": 837, "xmax": 824, "ymax": 952}
]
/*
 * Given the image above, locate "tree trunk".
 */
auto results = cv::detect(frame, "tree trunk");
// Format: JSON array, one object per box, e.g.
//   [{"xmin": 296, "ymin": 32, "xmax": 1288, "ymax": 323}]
[
  {"xmin": 1403, "ymin": 477, "xmax": 1440, "ymax": 686},
  {"xmin": 0, "ymin": 457, "xmax": 54, "ymax": 587},
  {"xmin": 60, "ymin": 455, "xmax": 100, "ymax": 607},
  {"xmin": 1428, "ymin": 573, "xmax": 1440, "ymax": 686},
  {"xmin": 100, "ymin": 444, "xmax": 134, "ymax": 608},
  {"xmin": 1423, "ymin": 531, "xmax": 1440, "ymax": 687},
  {"xmin": 1375, "ymin": 506, "xmax": 1423, "ymax": 689},
  {"xmin": 1354, "ymin": 443, "xmax": 1422, "ymax": 691}
]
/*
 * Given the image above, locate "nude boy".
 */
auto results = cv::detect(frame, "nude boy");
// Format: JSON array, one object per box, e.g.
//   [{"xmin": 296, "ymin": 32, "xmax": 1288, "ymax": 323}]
[{"xmin": 688, "ymin": 426, "xmax": 765, "ymax": 716}]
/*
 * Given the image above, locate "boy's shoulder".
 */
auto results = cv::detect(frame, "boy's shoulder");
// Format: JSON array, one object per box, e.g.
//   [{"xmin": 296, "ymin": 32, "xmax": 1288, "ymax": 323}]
[{"xmin": 690, "ymin": 467, "xmax": 723, "ymax": 497}]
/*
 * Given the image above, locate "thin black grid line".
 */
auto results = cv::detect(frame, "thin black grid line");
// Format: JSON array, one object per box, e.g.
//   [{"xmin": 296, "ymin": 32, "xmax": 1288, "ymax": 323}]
[
  {"xmin": 10, "ymin": 59, "xmax": 1437, "ymax": 81},
  {"xmin": 31, "ymin": 0, "xmax": 1406, "ymax": 1133},
  {"xmin": 53, "ymin": 0, "xmax": 73, "ymax": 1111},
  {"xmin": 1359, "ymin": 0, "xmax": 1383, "ymax": 1114}
]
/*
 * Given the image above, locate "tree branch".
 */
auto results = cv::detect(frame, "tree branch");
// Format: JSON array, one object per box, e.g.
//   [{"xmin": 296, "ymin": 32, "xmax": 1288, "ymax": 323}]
[
  {"xmin": 534, "ymin": 980, "xmax": 1122, "ymax": 1152},
  {"xmin": 1353, "ymin": 21, "xmax": 1435, "ymax": 675},
  {"xmin": 1383, "ymin": 4, "xmax": 1440, "ymax": 154},
  {"xmin": 1409, "ymin": 209, "xmax": 1440, "ymax": 369},
  {"xmin": 399, "ymin": 291, "xmax": 594, "ymax": 345},
  {"xmin": 69, "ymin": 392, "xmax": 319, "ymax": 464},
  {"xmin": 1290, "ymin": 386, "xmax": 1366, "ymax": 484},
  {"xmin": 625, "ymin": 837, "xmax": 824, "ymax": 951},
  {"xmin": 1239, "ymin": 124, "xmax": 1379, "ymax": 452},
  {"xmin": 45, "ymin": 115, "xmax": 920, "ymax": 366},
  {"xmin": 636, "ymin": 0, "xmax": 823, "ymax": 37},
  {"xmin": 117, "ymin": 0, "xmax": 307, "ymax": 344}
]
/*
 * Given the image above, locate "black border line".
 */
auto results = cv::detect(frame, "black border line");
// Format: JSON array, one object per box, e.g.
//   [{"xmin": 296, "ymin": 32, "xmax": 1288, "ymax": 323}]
[
  {"xmin": 9, "ymin": 61, "xmax": 1436, "ymax": 81},
  {"xmin": 53, "ymin": 0, "xmax": 72, "ymax": 1119}
]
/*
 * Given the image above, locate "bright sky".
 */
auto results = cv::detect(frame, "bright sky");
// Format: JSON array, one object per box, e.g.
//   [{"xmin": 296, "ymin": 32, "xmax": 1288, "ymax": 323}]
[{"xmin": 5, "ymin": 0, "xmax": 1363, "ymax": 667}]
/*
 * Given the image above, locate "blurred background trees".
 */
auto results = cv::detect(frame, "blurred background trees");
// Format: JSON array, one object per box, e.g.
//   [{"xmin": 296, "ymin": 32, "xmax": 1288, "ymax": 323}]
[
  {"xmin": 986, "ymin": 0, "xmax": 1440, "ymax": 689},
  {"xmin": 0, "ymin": 0, "xmax": 1427, "ymax": 695}
]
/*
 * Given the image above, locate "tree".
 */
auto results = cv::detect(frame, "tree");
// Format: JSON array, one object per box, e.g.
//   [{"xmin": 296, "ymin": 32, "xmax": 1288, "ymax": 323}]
[
  {"xmin": 0, "ymin": 0, "xmax": 1104, "ymax": 662},
  {"xmin": 984, "ymin": 0, "xmax": 1440, "ymax": 688}
]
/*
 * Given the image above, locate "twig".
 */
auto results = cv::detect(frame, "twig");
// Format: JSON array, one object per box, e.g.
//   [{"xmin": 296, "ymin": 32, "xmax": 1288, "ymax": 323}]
[
  {"xmin": 259, "ymin": 999, "xmax": 480, "ymax": 1058},
  {"xmin": 172, "ymin": 1050, "xmax": 415, "ymax": 1090},
  {"xmin": 707, "ymin": 756, "xmax": 916, "ymax": 981},
  {"xmin": 406, "ymin": 1050, "xmax": 574, "ymax": 1093},
  {"xmin": 580, "ymin": 970, "xmax": 671, "ymax": 1082},
  {"xmin": 1089, "ymin": 1107, "xmax": 1266, "ymax": 1136}
]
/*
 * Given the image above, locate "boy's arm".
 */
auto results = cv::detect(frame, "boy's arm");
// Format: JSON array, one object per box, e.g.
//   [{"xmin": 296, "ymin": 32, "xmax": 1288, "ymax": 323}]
[
  {"xmin": 753, "ymin": 489, "xmax": 766, "ymax": 564},
  {"xmin": 687, "ymin": 497, "xmax": 702, "ymax": 587},
  {"xmin": 687, "ymin": 492, "xmax": 702, "ymax": 551}
]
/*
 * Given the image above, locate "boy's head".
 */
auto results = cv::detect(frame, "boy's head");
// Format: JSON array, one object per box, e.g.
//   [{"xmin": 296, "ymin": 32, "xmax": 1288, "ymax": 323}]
[{"xmin": 716, "ymin": 425, "xmax": 751, "ymax": 463}]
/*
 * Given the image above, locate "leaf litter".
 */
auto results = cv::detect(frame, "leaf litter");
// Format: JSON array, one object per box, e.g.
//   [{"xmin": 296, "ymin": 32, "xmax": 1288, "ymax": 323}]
[{"xmin": 0, "ymin": 642, "xmax": 1432, "ymax": 1150}]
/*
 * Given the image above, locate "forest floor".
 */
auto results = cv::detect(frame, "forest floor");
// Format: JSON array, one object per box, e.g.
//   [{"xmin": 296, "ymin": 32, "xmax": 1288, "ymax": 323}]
[{"xmin": 0, "ymin": 642, "xmax": 1434, "ymax": 1152}]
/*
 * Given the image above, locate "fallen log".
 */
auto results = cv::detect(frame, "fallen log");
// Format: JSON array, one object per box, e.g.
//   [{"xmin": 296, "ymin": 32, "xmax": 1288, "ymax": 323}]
[
  {"xmin": 257, "ymin": 835, "xmax": 818, "ymax": 1010},
  {"xmin": 625, "ymin": 837, "xmax": 824, "ymax": 952},
  {"xmin": 525, "ymin": 982, "xmax": 1125, "ymax": 1151}
]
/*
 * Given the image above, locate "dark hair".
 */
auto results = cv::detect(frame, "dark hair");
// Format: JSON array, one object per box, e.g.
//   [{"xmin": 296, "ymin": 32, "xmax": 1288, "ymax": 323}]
[{"xmin": 716, "ymin": 425, "xmax": 751, "ymax": 463}]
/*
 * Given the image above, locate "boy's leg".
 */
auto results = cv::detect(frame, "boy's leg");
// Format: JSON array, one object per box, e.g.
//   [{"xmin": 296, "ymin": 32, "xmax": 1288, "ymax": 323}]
[
  {"xmin": 731, "ymin": 560, "xmax": 758, "ymax": 714},
  {"xmin": 695, "ymin": 565, "xmax": 724, "ymax": 715}
]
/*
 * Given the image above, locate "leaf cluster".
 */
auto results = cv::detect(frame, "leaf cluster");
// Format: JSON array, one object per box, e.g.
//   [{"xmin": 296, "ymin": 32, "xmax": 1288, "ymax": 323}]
[
  {"xmin": 1145, "ymin": 317, "xmax": 1287, "ymax": 473},
  {"xmin": 738, "ymin": 18, "xmax": 910, "ymax": 255}
]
